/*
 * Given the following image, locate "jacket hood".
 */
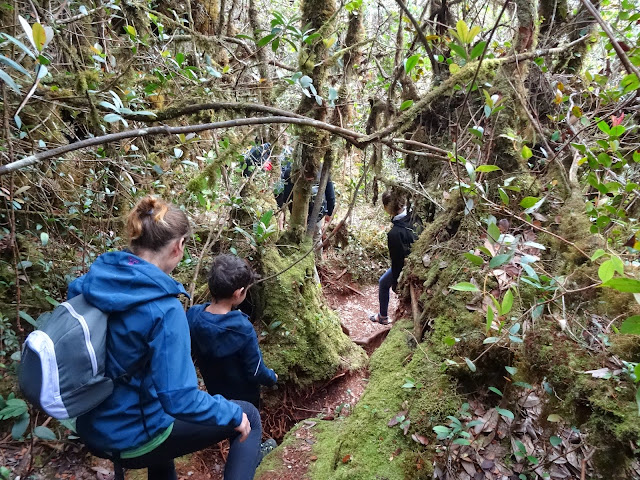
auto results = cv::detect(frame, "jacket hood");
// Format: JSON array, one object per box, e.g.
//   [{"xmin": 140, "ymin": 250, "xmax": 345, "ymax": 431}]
[
  {"xmin": 392, "ymin": 212, "xmax": 414, "ymax": 229},
  {"xmin": 187, "ymin": 305, "xmax": 251, "ymax": 357},
  {"xmin": 78, "ymin": 251, "xmax": 187, "ymax": 313}
]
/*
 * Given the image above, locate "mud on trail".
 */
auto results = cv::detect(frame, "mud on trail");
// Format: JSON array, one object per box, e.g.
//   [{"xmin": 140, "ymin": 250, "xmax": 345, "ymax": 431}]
[{"xmin": 17, "ymin": 272, "xmax": 398, "ymax": 480}]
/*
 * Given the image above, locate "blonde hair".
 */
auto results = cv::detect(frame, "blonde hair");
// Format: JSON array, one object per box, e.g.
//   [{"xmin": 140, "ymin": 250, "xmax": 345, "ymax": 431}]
[{"xmin": 126, "ymin": 196, "xmax": 190, "ymax": 253}]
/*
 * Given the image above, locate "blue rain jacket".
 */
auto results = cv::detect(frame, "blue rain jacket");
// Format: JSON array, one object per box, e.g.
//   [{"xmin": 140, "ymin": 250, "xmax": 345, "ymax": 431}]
[
  {"xmin": 68, "ymin": 251, "xmax": 243, "ymax": 453},
  {"xmin": 187, "ymin": 305, "xmax": 277, "ymax": 405}
]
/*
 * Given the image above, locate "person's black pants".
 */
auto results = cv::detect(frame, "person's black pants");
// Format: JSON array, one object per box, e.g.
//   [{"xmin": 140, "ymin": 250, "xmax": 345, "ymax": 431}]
[{"xmin": 89, "ymin": 400, "xmax": 261, "ymax": 480}]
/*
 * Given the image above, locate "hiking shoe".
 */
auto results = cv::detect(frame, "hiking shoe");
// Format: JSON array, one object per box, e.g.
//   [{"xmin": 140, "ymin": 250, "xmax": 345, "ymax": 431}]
[
  {"xmin": 369, "ymin": 313, "xmax": 389, "ymax": 325},
  {"xmin": 260, "ymin": 438, "xmax": 278, "ymax": 460}
]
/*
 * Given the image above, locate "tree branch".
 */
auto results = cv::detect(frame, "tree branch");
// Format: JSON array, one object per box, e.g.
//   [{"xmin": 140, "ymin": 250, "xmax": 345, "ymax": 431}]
[
  {"xmin": 578, "ymin": 0, "xmax": 640, "ymax": 79},
  {"xmin": 393, "ymin": 0, "xmax": 441, "ymax": 77},
  {"xmin": 111, "ymin": 102, "xmax": 309, "ymax": 123},
  {"xmin": 0, "ymin": 116, "xmax": 364, "ymax": 175}
]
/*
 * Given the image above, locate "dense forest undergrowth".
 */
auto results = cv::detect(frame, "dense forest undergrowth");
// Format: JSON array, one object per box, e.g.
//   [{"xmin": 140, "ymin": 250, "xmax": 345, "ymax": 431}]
[{"xmin": 3, "ymin": 0, "xmax": 640, "ymax": 477}]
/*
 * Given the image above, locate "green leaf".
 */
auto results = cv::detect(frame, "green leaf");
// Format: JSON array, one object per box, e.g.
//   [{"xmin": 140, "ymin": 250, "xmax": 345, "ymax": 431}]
[
  {"xmin": 598, "ymin": 259, "xmax": 616, "ymax": 283},
  {"xmin": 433, "ymin": 425, "xmax": 451, "ymax": 435},
  {"xmin": 620, "ymin": 316, "xmax": 640, "ymax": 334},
  {"xmin": 547, "ymin": 414, "xmax": 562, "ymax": 423},
  {"xmin": 597, "ymin": 120, "xmax": 610, "ymax": 135},
  {"xmin": 610, "ymin": 255, "xmax": 624, "ymax": 274},
  {"xmin": 449, "ymin": 42, "xmax": 468, "ymax": 60},
  {"xmin": 299, "ymin": 75, "xmax": 313, "ymax": 88},
  {"xmin": 636, "ymin": 386, "xmax": 640, "ymax": 416},
  {"xmin": 475, "ymin": 164, "xmax": 501, "ymax": 173},
  {"xmin": 0, "ymin": 32, "xmax": 36, "ymax": 59},
  {"xmin": 0, "ymin": 54, "xmax": 32, "ymax": 77},
  {"xmin": 0, "ymin": 69, "xmax": 21, "ymax": 94},
  {"xmin": 399, "ymin": 100, "xmax": 413, "ymax": 111},
  {"xmin": 498, "ymin": 188, "xmax": 509, "ymax": 205},
  {"xmin": 590, "ymin": 249, "xmax": 606, "ymax": 261},
  {"xmin": 443, "ymin": 336, "xmax": 456, "ymax": 346},
  {"xmin": 521, "ymin": 145, "xmax": 533, "ymax": 159},
  {"xmin": 463, "ymin": 253, "xmax": 484, "ymax": 266},
  {"xmin": 404, "ymin": 54, "xmax": 420, "ymax": 73},
  {"xmin": 550, "ymin": 436, "xmax": 562, "ymax": 447},
  {"xmin": 505, "ymin": 366, "xmax": 517, "ymax": 375},
  {"xmin": 501, "ymin": 289, "xmax": 514, "ymax": 315},
  {"xmin": 34, "ymin": 425, "xmax": 57, "ymax": 441},
  {"xmin": 470, "ymin": 41, "xmax": 486, "ymax": 60},
  {"xmin": 104, "ymin": 113, "xmax": 124, "ymax": 123},
  {"xmin": 487, "ymin": 222, "xmax": 501, "ymax": 242},
  {"xmin": 0, "ymin": 398, "xmax": 28, "ymax": 419},
  {"xmin": 11, "ymin": 412, "xmax": 29, "ymax": 439},
  {"xmin": 18, "ymin": 310, "xmax": 37, "ymax": 327},
  {"xmin": 602, "ymin": 278, "xmax": 640, "ymax": 293},
  {"xmin": 464, "ymin": 357, "xmax": 477, "ymax": 372},
  {"xmin": 496, "ymin": 408, "xmax": 514, "ymax": 420},
  {"xmin": 486, "ymin": 305, "xmax": 494, "ymax": 333},
  {"xmin": 450, "ymin": 282, "xmax": 479, "ymax": 292},
  {"xmin": 124, "ymin": 25, "xmax": 137, "ymax": 37},
  {"xmin": 456, "ymin": 19, "xmax": 470, "ymax": 43},
  {"xmin": 520, "ymin": 196, "xmax": 539, "ymax": 208},
  {"xmin": 488, "ymin": 386, "xmax": 503, "ymax": 396},
  {"xmin": 483, "ymin": 336, "xmax": 499, "ymax": 344},
  {"xmin": 489, "ymin": 254, "xmax": 511, "ymax": 268},
  {"xmin": 257, "ymin": 33, "xmax": 276, "ymax": 48},
  {"xmin": 453, "ymin": 438, "xmax": 471, "ymax": 445}
]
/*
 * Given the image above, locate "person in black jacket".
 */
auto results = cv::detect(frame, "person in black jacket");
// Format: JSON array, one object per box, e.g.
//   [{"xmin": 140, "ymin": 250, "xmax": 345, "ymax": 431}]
[{"xmin": 370, "ymin": 191, "xmax": 418, "ymax": 325}]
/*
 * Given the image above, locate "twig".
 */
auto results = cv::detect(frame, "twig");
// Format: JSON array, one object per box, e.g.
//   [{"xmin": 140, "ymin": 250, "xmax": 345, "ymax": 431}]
[{"xmin": 578, "ymin": 0, "xmax": 640, "ymax": 79}]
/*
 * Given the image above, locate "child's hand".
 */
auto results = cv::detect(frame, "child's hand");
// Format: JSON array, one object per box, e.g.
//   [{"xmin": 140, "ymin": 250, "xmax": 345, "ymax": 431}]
[{"xmin": 235, "ymin": 413, "xmax": 251, "ymax": 442}]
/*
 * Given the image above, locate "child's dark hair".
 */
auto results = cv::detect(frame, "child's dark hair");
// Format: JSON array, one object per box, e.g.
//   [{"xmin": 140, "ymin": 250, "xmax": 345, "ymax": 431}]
[
  {"xmin": 382, "ymin": 190, "xmax": 406, "ymax": 215},
  {"xmin": 208, "ymin": 254, "xmax": 258, "ymax": 301}
]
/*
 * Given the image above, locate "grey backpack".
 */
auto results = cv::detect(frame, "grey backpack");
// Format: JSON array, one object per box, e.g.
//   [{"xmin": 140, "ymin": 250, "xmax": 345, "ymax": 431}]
[{"xmin": 18, "ymin": 294, "xmax": 113, "ymax": 419}]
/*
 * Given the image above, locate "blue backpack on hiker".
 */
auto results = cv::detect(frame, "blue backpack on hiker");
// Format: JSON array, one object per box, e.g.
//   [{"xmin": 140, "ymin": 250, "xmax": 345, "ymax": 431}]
[{"xmin": 18, "ymin": 294, "xmax": 149, "ymax": 419}]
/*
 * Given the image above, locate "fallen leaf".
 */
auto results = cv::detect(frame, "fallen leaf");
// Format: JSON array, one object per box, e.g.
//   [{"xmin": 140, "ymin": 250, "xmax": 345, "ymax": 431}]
[
  {"xmin": 411, "ymin": 433, "xmax": 429, "ymax": 445},
  {"xmin": 342, "ymin": 454, "xmax": 351, "ymax": 463}
]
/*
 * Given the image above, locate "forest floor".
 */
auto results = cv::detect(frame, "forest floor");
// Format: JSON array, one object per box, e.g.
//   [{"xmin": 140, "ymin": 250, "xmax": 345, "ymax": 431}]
[{"xmin": 11, "ymin": 266, "xmax": 396, "ymax": 480}]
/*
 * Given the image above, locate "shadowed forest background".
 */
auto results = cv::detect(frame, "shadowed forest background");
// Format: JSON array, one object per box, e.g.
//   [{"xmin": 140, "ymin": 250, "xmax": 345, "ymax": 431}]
[{"xmin": 2, "ymin": 0, "xmax": 640, "ymax": 477}]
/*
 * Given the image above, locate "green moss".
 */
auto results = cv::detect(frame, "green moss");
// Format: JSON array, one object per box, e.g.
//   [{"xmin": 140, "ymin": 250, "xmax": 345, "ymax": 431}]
[{"xmin": 308, "ymin": 321, "xmax": 452, "ymax": 479}]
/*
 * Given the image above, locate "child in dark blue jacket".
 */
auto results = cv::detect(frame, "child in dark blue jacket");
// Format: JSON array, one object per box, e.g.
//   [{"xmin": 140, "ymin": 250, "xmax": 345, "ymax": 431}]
[{"xmin": 188, "ymin": 254, "xmax": 277, "ymax": 409}]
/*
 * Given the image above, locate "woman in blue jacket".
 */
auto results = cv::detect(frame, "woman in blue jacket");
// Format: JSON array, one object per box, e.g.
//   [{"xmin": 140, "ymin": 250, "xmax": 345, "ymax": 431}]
[{"xmin": 68, "ymin": 196, "xmax": 261, "ymax": 480}]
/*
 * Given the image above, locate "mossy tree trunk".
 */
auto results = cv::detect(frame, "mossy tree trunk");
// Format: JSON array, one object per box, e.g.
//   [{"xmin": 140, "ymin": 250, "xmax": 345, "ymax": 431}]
[{"xmin": 289, "ymin": 0, "xmax": 336, "ymax": 236}]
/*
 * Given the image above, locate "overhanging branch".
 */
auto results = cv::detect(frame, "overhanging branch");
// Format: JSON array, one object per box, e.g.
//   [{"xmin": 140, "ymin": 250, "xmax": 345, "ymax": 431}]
[{"xmin": 0, "ymin": 116, "xmax": 365, "ymax": 175}]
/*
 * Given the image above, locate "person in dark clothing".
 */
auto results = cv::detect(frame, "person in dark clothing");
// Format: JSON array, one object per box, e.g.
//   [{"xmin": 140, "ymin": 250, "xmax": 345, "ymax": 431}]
[
  {"xmin": 370, "ymin": 191, "xmax": 418, "ymax": 325},
  {"xmin": 187, "ymin": 255, "xmax": 278, "ymax": 409},
  {"xmin": 69, "ymin": 196, "xmax": 260, "ymax": 480},
  {"xmin": 275, "ymin": 164, "xmax": 336, "ymax": 238},
  {"xmin": 243, "ymin": 140, "xmax": 272, "ymax": 176}
]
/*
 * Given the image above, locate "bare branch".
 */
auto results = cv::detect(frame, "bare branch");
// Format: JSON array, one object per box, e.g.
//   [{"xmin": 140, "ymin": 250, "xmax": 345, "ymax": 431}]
[{"xmin": 0, "ymin": 116, "xmax": 365, "ymax": 175}]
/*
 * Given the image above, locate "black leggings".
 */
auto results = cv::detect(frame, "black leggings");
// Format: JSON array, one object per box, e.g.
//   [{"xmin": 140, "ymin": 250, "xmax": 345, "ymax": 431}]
[{"xmin": 93, "ymin": 400, "xmax": 261, "ymax": 480}]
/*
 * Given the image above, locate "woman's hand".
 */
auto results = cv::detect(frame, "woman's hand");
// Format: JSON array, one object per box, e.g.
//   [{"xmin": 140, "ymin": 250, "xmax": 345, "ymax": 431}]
[{"xmin": 235, "ymin": 413, "xmax": 251, "ymax": 442}]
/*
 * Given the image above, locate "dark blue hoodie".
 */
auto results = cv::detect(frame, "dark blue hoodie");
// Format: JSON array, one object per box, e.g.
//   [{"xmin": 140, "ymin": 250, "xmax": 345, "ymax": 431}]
[
  {"xmin": 68, "ymin": 251, "xmax": 243, "ymax": 453},
  {"xmin": 187, "ymin": 305, "xmax": 277, "ymax": 407}
]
